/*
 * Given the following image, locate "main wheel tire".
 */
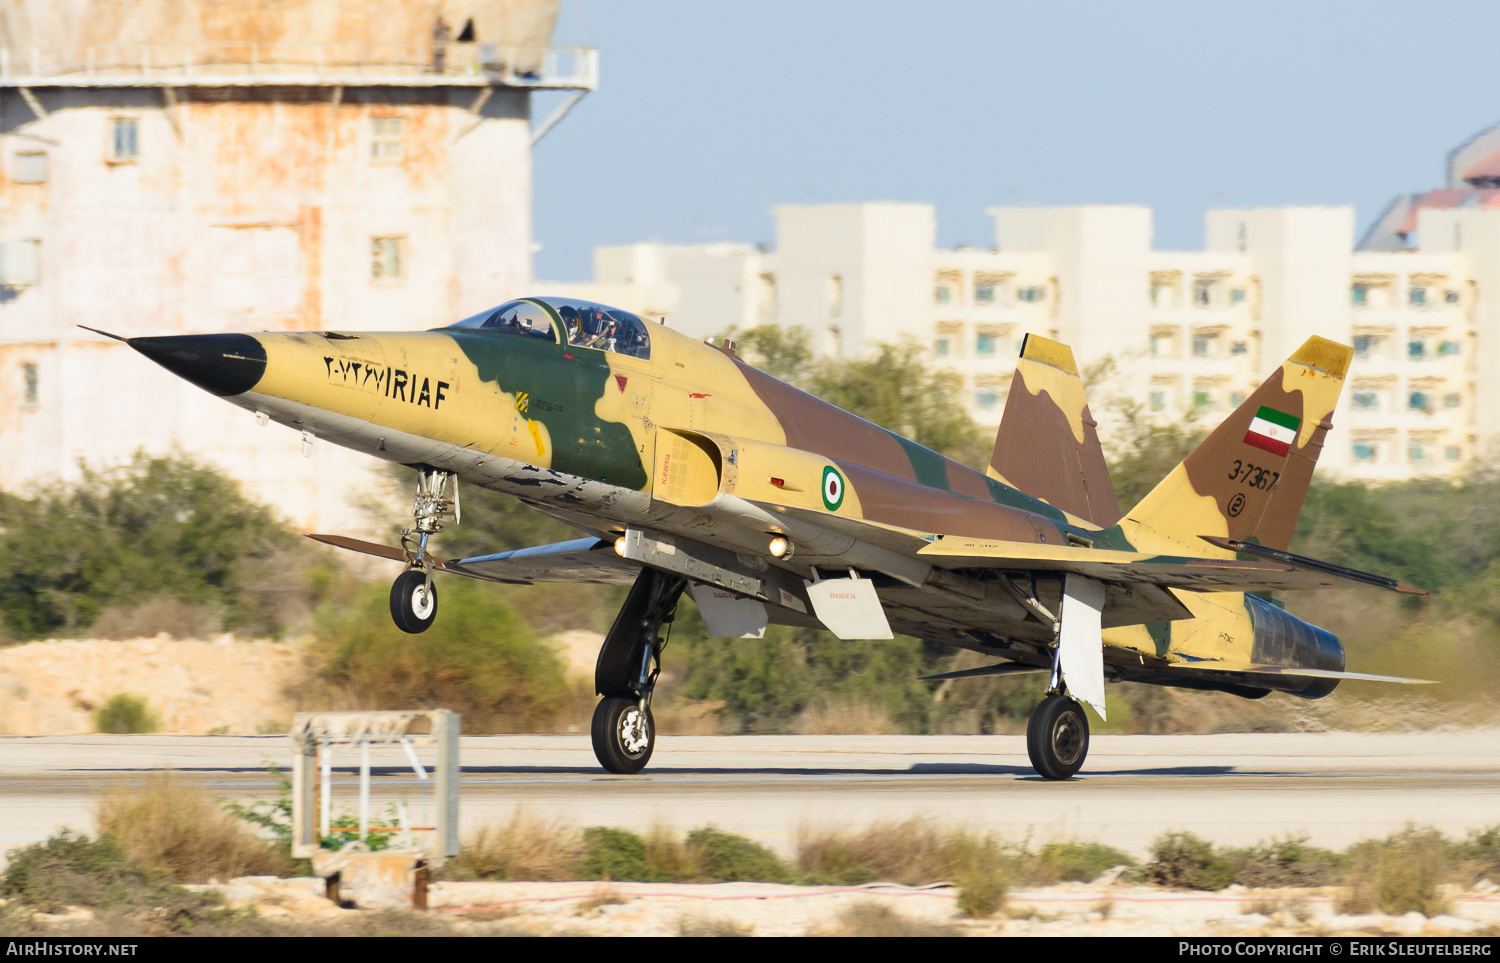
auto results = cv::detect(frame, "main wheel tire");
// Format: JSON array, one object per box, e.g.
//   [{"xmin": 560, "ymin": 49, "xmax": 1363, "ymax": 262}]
[
  {"xmin": 1026, "ymin": 693, "xmax": 1090, "ymax": 780},
  {"xmin": 390, "ymin": 569, "xmax": 437, "ymax": 634},
  {"xmin": 591, "ymin": 695, "xmax": 655, "ymax": 774}
]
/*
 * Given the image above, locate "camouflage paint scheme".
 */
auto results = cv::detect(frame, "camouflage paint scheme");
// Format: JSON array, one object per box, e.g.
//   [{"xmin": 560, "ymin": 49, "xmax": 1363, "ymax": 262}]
[{"xmin": 124, "ymin": 297, "xmax": 1425, "ymax": 706}]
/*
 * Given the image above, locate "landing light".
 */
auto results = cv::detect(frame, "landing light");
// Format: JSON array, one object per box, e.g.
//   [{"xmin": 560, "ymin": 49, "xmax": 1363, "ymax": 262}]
[
  {"xmin": 614, "ymin": 536, "xmax": 627, "ymax": 556},
  {"xmin": 768, "ymin": 536, "xmax": 792, "ymax": 558}
]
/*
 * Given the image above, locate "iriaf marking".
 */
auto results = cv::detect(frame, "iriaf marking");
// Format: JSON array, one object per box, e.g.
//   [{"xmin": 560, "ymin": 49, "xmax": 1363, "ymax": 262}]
[{"xmin": 324, "ymin": 356, "xmax": 450, "ymax": 409}]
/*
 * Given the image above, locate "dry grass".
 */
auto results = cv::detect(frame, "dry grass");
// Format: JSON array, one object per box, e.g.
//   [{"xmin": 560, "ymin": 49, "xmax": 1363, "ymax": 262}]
[
  {"xmin": 796, "ymin": 817, "xmax": 1005, "ymax": 917},
  {"xmin": 643, "ymin": 824, "xmax": 703, "ymax": 880},
  {"xmin": 806, "ymin": 901, "xmax": 965, "ymax": 937},
  {"xmin": 654, "ymin": 699, "xmax": 726, "ymax": 735},
  {"xmin": 797, "ymin": 701, "xmax": 898, "ymax": 735},
  {"xmin": 95, "ymin": 773, "xmax": 291, "ymax": 882},
  {"xmin": 90, "ymin": 595, "xmax": 223, "ymax": 641},
  {"xmin": 448, "ymin": 805, "xmax": 583, "ymax": 882},
  {"xmin": 678, "ymin": 914, "xmax": 754, "ymax": 936},
  {"xmin": 575, "ymin": 886, "xmax": 627, "ymax": 915}
]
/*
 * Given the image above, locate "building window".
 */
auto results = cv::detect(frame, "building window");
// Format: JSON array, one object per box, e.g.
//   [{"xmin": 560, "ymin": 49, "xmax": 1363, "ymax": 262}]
[
  {"xmin": 371, "ymin": 237, "xmax": 404, "ymax": 280},
  {"xmin": 935, "ymin": 338, "xmax": 951, "ymax": 357},
  {"xmin": 1353, "ymin": 441, "xmax": 1378, "ymax": 462},
  {"xmin": 1016, "ymin": 286, "xmax": 1044, "ymax": 303},
  {"xmin": 1409, "ymin": 285, "xmax": 1427, "ymax": 308},
  {"xmin": 1193, "ymin": 334, "xmax": 1216, "ymax": 358},
  {"xmin": 1229, "ymin": 392, "xmax": 1245, "ymax": 406},
  {"xmin": 1150, "ymin": 391, "xmax": 1167, "ymax": 411},
  {"xmin": 1352, "ymin": 391, "xmax": 1380, "ymax": 410},
  {"xmin": 109, "ymin": 118, "xmax": 139, "ymax": 162},
  {"xmin": 0, "ymin": 239, "xmax": 41, "ymax": 286},
  {"xmin": 1229, "ymin": 288, "xmax": 1246, "ymax": 305},
  {"xmin": 934, "ymin": 285, "xmax": 952, "ymax": 305},
  {"xmin": 21, "ymin": 362, "xmax": 37, "ymax": 405},
  {"xmin": 1407, "ymin": 339, "xmax": 1426, "ymax": 360},
  {"xmin": 1230, "ymin": 340, "xmax": 1247, "ymax": 355},
  {"xmin": 1193, "ymin": 389, "xmax": 1212, "ymax": 408},
  {"xmin": 1149, "ymin": 329, "xmax": 1177, "ymax": 358},
  {"xmin": 1409, "ymin": 442, "xmax": 1427, "ymax": 462},
  {"xmin": 1192, "ymin": 278, "xmax": 1216, "ymax": 307},
  {"xmin": 1353, "ymin": 335, "xmax": 1378, "ymax": 359},
  {"xmin": 757, "ymin": 272, "xmax": 777, "ymax": 321},
  {"xmin": 371, "ymin": 117, "xmax": 406, "ymax": 163},
  {"xmin": 975, "ymin": 333, "xmax": 996, "ymax": 356},
  {"xmin": 1351, "ymin": 284, "xmax": 1368, "ymax": 307},
  {"xmin": 1445, "ymin": 290, "xmax": 1460, "ymax": 304},
  {"xmin": 1444, "ymin": 393, "xmax": 1461, "ymax": 408},
  {"xmin": 1446, "ymin": 446, "xmax": 1462, "ymax": 461},
  {"xmin": 975, "ymin": 387, "xmax": 998, "ymax": 409},
  {"xmin": 14, "ymin": 152, "xmax": 46, "ymax": 183},
  {"xmin": 1438, "ymin": 340, "xmax": 1461, "ymax": 356},
  {"xmin": 826, "ymin": 275, "xmax": 842, "ymax": 318},
  {"xmin": 974, "ymin": 282, "xmax": 995, "ymax": 304},
  {"xmin": 1408, "ymin": 391, "xmax": 1429, "ymax": 412}
]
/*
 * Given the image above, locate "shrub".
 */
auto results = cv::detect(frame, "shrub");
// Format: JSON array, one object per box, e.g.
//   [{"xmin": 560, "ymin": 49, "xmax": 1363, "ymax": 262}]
[
  {"xmin": 1451, "ymin": 825, "xmax": 1500, "ymax": 887},
  {"xmin": 1, "ymin": 831, "xmax": 206, "ymax": 916},
  {"xmin": 306, "ymin": 578, "xmax": 569, "ymax": 732},
  {"xmin": 1018, "ymin": 840, "xmax": 1137, "ymax": 885},
  {"xmin": 94, "ymin": 694, "xmax": 160, "ymax": 734},
  {"xmin": 795, "ymin": 818, "xmax": 1006, "ymax": 916},
  {"xmin": 1143, "ymin": 831, "xmax": 1236, "ymax": 890},
  {"xmin": 685, "ymin": 826, "xmax": 790, "ymax": 883},
  {"xmin": 1224, "ymin": 836, "xmax": 1344, "ymax": 888},
  {"xmin": 1341, "ymin": 826, "xmax": 1450, "ymax": 916},
  {"xmin": 578, "ymin": 827, "xmax": 662, "ymax": 882},
  {"xmin": 96, "ymin": 772, "xmax": 290, "ymax": 882}
]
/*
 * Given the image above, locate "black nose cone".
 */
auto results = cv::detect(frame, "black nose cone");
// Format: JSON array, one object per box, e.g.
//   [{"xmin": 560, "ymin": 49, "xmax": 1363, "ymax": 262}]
[{"xmin": 129, "ymin": 333, "xmax": 267, "ymax": 397}]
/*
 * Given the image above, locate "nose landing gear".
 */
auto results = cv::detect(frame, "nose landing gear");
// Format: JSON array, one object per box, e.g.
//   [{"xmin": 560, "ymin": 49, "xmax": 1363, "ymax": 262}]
[
  {"xmin": 391, "ymin": 467, "xmax": 458, "ymax": 634},
  {"xmin": 591, "ymin": 568, "xmax": 686, "ymax": 774}
]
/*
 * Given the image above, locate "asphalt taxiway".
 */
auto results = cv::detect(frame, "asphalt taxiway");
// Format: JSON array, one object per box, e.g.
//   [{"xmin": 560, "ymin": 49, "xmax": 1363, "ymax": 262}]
[{"xmin": 2, "ymin": 731, "xmax": 1495, "ymax": 860}]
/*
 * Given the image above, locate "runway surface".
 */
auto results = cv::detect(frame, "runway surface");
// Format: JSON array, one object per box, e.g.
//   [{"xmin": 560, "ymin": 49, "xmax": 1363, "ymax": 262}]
[{"xmin": 2, "ymin": 731, "xmax": 1496, "ymax": 860}]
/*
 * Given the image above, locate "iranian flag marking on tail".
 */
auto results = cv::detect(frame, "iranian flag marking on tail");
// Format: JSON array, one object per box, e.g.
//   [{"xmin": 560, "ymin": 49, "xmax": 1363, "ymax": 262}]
[{"xmin": 1244, "ymin": 405, "xmax": 1301, "ymax": 457}]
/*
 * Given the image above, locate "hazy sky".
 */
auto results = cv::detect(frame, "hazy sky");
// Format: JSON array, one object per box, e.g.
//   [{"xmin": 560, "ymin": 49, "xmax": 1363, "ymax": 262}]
[{"xmin": 531, "ymin": 0, "xmax": 1500, "ymax": 280}]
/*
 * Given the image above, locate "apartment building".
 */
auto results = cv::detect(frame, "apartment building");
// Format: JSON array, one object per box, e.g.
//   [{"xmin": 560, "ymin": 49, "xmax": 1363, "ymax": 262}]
[{"xmin": 549, "ymin": 200, "xmax": 1500, "ymax": 482}]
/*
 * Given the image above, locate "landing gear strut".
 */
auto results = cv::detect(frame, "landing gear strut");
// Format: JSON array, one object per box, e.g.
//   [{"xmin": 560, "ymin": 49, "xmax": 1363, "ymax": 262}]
[
  {"xmin": 591, "ymin": 568, "xmax": 686, "ymax": 774},
  {"xmin": 391, "ymin": 466, "xmax": 458, "ymax": 634}
]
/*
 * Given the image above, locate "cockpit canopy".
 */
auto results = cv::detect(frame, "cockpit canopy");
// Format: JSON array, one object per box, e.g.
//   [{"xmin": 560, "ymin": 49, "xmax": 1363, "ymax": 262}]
[{"xmin": 446, "ymin": 297, "xmax": 652, "ymax": 360}]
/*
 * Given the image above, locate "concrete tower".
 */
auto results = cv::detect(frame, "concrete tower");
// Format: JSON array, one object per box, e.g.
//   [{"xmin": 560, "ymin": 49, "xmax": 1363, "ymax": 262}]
[{"xmin": 0, "ymin": 0, "xmax": 592, "ymax": 532}]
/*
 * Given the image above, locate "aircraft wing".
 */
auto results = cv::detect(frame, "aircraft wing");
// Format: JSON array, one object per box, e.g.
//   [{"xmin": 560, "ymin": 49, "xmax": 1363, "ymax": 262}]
[
  {"xmin": 916, "ymin": 535, "xmax": 1426, "ymax": 595},
  {"xmin": 307, "ymin": 533, "xmax": 640, "ymax": 585},
  {"xmin": 1164, "ymin": 661, "xmax": 1437, "ymax": 685}
]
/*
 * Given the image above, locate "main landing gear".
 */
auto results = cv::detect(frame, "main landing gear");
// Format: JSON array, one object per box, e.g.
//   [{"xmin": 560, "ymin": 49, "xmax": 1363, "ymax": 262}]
[
  {"xmin": 390, "ymin": 467, "xmax": 458, "ymax": 634},
  {"xmin": 591, "ymin": 568, "xmax": 686, "ymax": 774},
  {"xmin": 1024, "ymin": 632, "xmax": 1091, "ymax": 780}
]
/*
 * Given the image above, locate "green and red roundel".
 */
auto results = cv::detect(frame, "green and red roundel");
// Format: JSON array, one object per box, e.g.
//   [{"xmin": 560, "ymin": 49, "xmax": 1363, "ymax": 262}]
[
  {"xmin": 1244, "ymin": 406, "xmax": 1301, "ymax": 457},
  {"xmin": 821, "ymin": 466, "xmax": 846, "ymax": 511}
]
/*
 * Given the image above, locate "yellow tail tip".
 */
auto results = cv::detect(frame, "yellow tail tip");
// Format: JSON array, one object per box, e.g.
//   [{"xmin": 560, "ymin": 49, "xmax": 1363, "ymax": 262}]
[
  {"xmin": 1019, "ymin": 334, "xmax": 1078, "ymax": 375},
  {"xmin": 1289, "ymin": 336, "xmax": 1353, "ymax": 379}
]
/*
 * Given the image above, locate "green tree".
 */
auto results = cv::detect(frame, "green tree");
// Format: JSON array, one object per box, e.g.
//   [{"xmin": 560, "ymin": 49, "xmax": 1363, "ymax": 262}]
[
  {"xmin": 0, "ymin": 453, "xmax": 315, "ymax": 640},
  {"xmin": 306, "ymin": 578, "xmax": 570, "ymax": 732}
]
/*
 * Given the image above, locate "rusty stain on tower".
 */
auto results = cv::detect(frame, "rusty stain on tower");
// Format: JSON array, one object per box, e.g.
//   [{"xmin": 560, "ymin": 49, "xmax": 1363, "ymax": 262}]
[{"xmin": 0, "ymin": 0, "xmax": 592, "ymax": 533}]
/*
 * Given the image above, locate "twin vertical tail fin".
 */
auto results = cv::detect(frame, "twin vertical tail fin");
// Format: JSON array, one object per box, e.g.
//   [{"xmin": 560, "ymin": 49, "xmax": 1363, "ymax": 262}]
[
  {"xmin": 1122, "ymin": 336, "xmax": 1353, "ymax": 553},
  {"xmin": 989, "ymin": 334, "xmax": 1121, "ymax": 526}
]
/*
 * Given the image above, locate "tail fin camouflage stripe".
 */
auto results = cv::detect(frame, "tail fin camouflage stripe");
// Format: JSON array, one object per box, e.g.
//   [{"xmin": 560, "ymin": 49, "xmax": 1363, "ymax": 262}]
[
  {"xmin": 1119, "ymin": 336, "xmax": 1352, "ymax": 554},
  {"xmin": 989, "ymin": 334, "xmax": 1121, "ymax": 527}
]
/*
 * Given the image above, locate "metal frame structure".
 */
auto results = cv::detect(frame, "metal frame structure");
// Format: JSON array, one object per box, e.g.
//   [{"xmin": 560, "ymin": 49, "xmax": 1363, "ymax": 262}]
[{"xmin": 289, "ymin": 709, "xmax": 460, "ymax": 865}]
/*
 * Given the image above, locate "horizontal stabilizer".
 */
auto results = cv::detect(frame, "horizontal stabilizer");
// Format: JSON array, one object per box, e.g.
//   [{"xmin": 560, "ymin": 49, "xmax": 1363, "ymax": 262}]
[
  {"xmin": 1199, "ymin": 536, "xmax": 1428, "ymax": 596},
  {"xmin": 1168, "ymin": 661, "xmax": 1436, "ymax": 685},
  {"xmin": 920, "ymin": 662, "xmax": 1048, "ymax": 682},
  {"xmin": 307, "ymin": 533, "xmax": 450, "ymax": 568}
]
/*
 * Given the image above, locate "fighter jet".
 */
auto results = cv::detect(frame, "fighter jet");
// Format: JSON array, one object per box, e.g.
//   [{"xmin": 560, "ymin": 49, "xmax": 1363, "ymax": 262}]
[{"xmin": 104, "ymin": 296, "xmax": 1431, "ymax": 779}]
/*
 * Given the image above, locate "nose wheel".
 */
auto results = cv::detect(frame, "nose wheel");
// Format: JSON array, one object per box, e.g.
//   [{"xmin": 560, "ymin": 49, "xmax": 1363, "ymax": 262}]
[
  {"xmin": 1026, "ymin": 693, "xmax": 1090, "ymax": 780},
  {"xmin": 591, "ymin": 695, "xmax": 655, "ymax": 774},
  {"xmin": 390, "ymin": 569, "xmax": 438, "ymax": 634}
]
